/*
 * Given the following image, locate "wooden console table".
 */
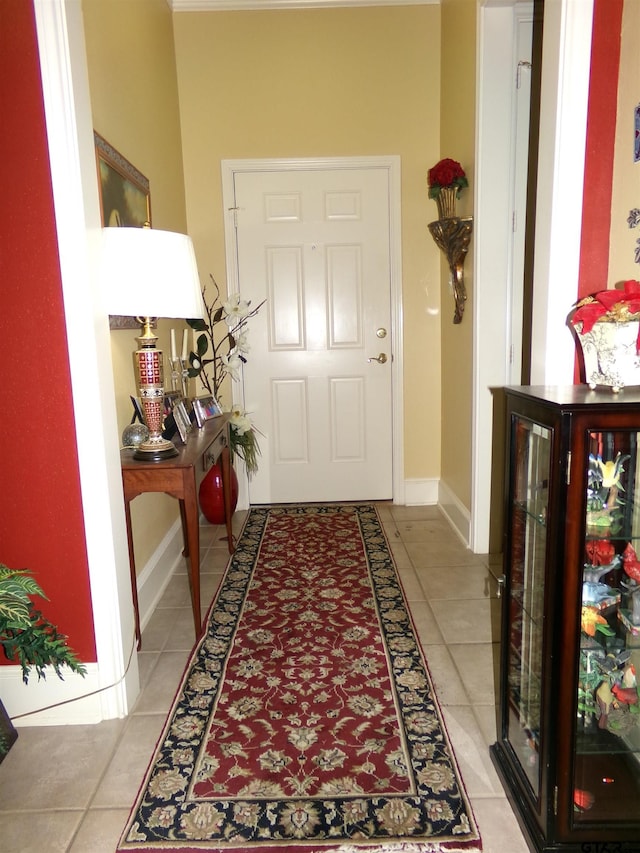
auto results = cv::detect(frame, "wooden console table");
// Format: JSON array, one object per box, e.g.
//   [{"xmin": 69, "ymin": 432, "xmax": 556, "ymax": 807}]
[{"xmin": 121, "ymin": 415, "xmax": 234, "ymax": 649}]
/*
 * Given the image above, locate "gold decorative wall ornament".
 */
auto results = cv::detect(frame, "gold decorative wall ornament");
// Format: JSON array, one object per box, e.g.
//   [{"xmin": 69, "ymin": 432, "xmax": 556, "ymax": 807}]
[
  {"xmin": 435, "ymin": 186, "xmax": 458, "ymax": 220},
  {"xmin": 428, "ymin": 216, "xmax": 473, "ymax": 324}
]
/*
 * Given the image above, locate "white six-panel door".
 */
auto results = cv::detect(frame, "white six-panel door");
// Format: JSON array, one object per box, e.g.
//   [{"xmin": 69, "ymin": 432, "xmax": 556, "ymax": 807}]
[{"xmin": 231, "ymin": 167, "xmax": 394, "ymax": 504}]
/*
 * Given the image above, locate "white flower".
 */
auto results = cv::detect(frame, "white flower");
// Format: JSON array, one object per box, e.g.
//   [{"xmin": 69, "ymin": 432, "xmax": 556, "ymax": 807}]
[
  {"xmin": 223, "ymin": 293, "xmax": 251, "ymax": 326},
  {"xmin": 229, "ymin": 407, "xmax": 252, "ymax": 435},
  {"xmin": 234, "ymin": 331, "xmax": 250, "ymax": 355},
  {"xmin": 221, "ymin": 351, "xmax": 243, "ymax": 381}
]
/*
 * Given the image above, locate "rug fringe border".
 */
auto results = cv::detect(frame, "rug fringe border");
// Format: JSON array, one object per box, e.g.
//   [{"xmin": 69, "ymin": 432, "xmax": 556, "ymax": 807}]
[{"xmin": 117, "ymin": 843, "xmax": 481, "ymax": 853}]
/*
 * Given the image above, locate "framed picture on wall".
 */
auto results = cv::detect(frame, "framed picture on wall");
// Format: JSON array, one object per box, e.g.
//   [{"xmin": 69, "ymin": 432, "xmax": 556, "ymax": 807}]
[{"xmin": 95, "ymin": 132, "xmax": 152, "ymax": 330}]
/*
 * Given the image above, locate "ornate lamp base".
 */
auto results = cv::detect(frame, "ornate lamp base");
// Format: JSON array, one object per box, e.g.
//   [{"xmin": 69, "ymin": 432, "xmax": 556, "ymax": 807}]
[
  {"xmin": 133, "ymin": 438, "xmax": 179, "ymax": 461},
  {"xmin": 133, "ymin": 318, "xmax": 179, "ymax": 461}
]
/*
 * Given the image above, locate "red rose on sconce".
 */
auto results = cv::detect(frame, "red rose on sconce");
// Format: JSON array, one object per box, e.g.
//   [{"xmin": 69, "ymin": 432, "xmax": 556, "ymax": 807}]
[{"xmin": 427, "ymin": 158, "xmax": 469, "ymax": 199}]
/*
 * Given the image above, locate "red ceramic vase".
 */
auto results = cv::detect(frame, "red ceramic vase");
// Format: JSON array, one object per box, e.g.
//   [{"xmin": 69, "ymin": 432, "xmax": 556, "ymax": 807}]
[{"xmin": 198, "ymin": 463, "xmax": 239, "ymax": 525}]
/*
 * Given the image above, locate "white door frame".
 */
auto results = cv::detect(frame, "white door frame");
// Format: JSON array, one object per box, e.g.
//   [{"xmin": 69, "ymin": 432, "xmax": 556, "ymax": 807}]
[
  {"xmin": 473, "ymin": 1, "xmax": 528, "ymax": 554},
  {"xmin": 472, "ymin": 0, "xmax": 593, "ymax": 553},
  {"xmin": 221, "ymin": 156, "xmax": 404, "ymax": 509}
]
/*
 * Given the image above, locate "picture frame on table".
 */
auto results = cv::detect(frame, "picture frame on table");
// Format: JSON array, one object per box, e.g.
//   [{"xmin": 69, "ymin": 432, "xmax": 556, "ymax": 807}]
[
  {"xmin": 163, "ymin": 391, "xmax": 182, "ymax": 419},
  {"xmin": 161, "ymin": 392, "xmax": 184, "ymax": 440},
  {"xmin": 173, "ymin": 400, "xmax": 192, "ymax": 444},
  {"xmin": 129, "ymin": 395, "xmax": 145, "ymax": 425},
  {"xmin": 94, "ymin": 131, "xmax": 152, "ymax": 331},
  {"xmin": 192, "ymin": 395, "xmax": 222, "ymax": 428}
]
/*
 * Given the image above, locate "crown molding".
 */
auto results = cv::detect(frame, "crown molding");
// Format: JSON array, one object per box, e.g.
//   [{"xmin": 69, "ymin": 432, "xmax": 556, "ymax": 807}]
[{"xmin": 170, "ymin": 0, "xmax": 436, "ymax": 11}]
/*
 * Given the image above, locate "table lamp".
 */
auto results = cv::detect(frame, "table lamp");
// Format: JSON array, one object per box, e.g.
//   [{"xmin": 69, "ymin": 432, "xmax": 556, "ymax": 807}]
[{"xmin": 100, "ymin": 226, "xmax": 204, "ymax": 461}]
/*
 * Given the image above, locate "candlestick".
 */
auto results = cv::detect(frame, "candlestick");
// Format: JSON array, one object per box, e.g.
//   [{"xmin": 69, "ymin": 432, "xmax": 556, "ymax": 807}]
[
  {"xmin": 170, "ymin": 328, "xmax": 177, "ymax": 361},
  {"xmin": 182, "ymin": 328, "xmax": 188, "ymax": 361},
  {"xmin": 170, "ymin": 357, "xmax": 189, "ymax": 397},
  {"xmin": 170, "ymin": 357, "xmax": 181, "ymax": 391}
]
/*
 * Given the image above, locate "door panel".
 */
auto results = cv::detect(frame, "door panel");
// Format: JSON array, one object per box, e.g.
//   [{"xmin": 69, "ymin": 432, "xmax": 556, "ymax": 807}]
[{"xmin": 233, "ymin": 167, "xmax": 393, "ymax": 503}]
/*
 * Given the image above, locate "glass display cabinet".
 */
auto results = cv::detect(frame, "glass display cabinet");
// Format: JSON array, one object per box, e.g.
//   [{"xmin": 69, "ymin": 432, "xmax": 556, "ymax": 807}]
[{"xmin": 491, "ymin": 386, "xmax": 640, "ymax": 853}]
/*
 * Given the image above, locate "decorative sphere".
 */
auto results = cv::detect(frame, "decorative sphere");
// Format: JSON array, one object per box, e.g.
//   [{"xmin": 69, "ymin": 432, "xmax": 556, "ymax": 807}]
[{"xmin": 122, "ymin": 423, "xmax": 149, "ymax": 448}]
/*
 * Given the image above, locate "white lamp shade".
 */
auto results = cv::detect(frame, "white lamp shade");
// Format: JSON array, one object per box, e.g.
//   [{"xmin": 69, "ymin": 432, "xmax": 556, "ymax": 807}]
[{"xmin": 100, "ymin": 227, "xmax": 204, "ymax": 319}]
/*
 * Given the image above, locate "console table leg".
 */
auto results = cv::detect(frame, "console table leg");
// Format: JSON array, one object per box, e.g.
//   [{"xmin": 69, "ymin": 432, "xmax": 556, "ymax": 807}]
[
  {"xmin": 181, "ymin": 486, "xmax": 202, "ymax": 640},
  {"xmin": 124, "ymin": 500, "xmax": 142, "ymax": 650},
  {"xmin": 179, "ymin": 501, "xmax": 189, "ymax": 558}
]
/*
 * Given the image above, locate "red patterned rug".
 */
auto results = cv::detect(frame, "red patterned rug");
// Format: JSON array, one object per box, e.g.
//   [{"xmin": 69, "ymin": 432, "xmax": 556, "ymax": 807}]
[{"xmin": 118, "ymin": 504, "xmax": 482, "ymax": 853}]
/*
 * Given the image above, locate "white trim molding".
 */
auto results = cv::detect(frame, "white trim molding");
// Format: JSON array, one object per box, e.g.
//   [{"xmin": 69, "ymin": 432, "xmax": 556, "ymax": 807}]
[
  {"xmin": 3, "ymin": 515, "xmax": 193, "ymax": 726},
  {"xmin": 438, "ymin": 480, "xmax": 471, "ymax": 548},
  {"xmin": 1, "ymin": 664, "xmax": 105, "ymax": 727},
  {"xmin": 529, "ymin": 0, "xmax": 594, "ymax": 384},
  {"xmin": 472, "ymin": 0, "xmax": 595, "ymax": 554},
  {"xmin": 136, "ymin": 520, "xmax": 185, "ymax": 633},
  {"xmin": 404, "ymin": 478, "xmax": 439, "ymax": 506},
  {"xmin": 33, "ymin": 0, "xmax": 140, "ymax": 723},
  {"xmin": 171, "ymin": 0, "xmax": 436, "ymax": 11}
]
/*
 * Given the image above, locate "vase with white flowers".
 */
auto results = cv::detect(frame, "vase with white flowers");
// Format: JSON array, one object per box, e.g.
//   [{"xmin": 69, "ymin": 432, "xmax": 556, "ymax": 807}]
[{"xmin": 186, "ymin": 276, "xmax": 264, "ymax": 522}]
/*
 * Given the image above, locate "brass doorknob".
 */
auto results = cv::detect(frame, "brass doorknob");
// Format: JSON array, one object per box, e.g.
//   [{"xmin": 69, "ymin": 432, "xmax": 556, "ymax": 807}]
[{"xmin": 367, "ymin": 353, "xmax": 388, "ymax": 364}]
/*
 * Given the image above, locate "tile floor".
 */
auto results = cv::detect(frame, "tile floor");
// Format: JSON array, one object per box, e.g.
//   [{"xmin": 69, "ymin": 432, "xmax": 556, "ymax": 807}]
[{"xmin": 0, "ymin": 504, "xmax": 529, "ymax": 852}]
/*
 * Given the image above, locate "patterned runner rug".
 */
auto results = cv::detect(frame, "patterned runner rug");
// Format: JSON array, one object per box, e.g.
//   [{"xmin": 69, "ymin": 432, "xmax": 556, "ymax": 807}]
[{"xmin": 118, "ymin": 504, "xmax": 482, "ymax": 853}]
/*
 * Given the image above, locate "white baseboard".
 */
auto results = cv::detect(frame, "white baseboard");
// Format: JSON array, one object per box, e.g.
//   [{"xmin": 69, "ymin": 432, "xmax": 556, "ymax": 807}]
[
  {"xmin": 2, "ymin": 521, "xmax": 183, "ymax": 728},
  {"xmin": 136, "ymin": 518, "xmax": 185, "ymax": 632},
  {"xmin": 438, "ymin": 479, "xmax": 471, "ymax": 547},
  {"xmin": 402, "ymin": 478, "xmax": 439, "ymax": 506},
  {"xmin": 1, "ymin": 664, "xmax": 103, "ymax": 727}
]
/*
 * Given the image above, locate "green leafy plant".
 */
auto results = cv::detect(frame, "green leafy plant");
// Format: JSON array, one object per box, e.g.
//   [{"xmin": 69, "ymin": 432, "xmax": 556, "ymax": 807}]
[
  {"xmin": 0, "ymin": 563, "xmax": 86, "ymax": 685},
  {"xmin": 186, "ymin": 275, "xmax": 265, "ymax": 476}
]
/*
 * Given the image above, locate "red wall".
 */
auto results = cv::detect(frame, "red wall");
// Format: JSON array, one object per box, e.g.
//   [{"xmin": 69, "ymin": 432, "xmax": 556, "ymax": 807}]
[
  {"xmin": 578, "ymin": 0, "xmax": 623, "ymax": 299},
  {"xmin": 0, "ymin": 0, "xmax": 96, "ymax": 663}
]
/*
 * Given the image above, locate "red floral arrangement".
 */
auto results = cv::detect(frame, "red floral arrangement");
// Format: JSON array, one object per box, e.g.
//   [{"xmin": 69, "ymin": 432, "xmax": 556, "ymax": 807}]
[
  {"xmin": 570, "ymin": 280, "xmax": 640, "ymax": 351},
  {"xmin": 427, "ymin": 158, "xmax": 469, "ymax": 199},
  {"xmin": 570, "ymin": 280, "xmax": 640, "ymax": 331}
]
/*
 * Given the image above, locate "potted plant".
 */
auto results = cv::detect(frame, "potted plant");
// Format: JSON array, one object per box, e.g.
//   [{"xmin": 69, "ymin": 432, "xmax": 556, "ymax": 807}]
[
  {"xmin": 0, "ymin": 562, "xmax": 86, "ymax": 763},
  {"xmin": 186, "ymin": 276, "xmax": 265, "ymax": 522}
]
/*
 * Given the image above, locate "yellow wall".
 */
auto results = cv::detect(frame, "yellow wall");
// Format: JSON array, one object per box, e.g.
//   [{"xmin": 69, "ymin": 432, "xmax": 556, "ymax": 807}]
[
  {"xmin": 83, "ymin": 0, "xmax": 190, "ymax": 568},
  {"xmin": 173, "ymin": 5, "xmax": 443, "ymax": 480},
  {"xmin": 609, "ymin": 0, "xmax": 640, "ymax": 287},
  {"xmin": 438, "ymin": 0, "xmax": 476, "ymax": 510}
]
